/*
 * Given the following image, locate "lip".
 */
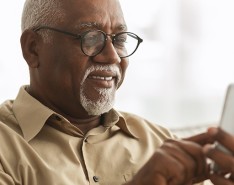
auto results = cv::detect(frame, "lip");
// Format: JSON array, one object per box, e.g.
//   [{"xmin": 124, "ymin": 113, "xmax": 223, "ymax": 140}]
[
  {"xmin": 86, "ymin": 71, "xmax": 117, "ymax": 88},
  {"xmin": 88, "ymin": 71, "xmax": 117, "ymax": 78}
]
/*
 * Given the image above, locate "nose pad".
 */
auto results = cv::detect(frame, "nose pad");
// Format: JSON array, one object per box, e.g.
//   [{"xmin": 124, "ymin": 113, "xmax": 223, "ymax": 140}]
[{"xmin": 93, "ymin": 39, "xmax": 121, "ymax": 64}]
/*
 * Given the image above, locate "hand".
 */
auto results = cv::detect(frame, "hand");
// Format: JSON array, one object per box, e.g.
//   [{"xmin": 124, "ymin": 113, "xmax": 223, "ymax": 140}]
[
  {"xmin": 127, "ymin": 138, "xmax": 210, "ymax": 185},
  {"xmin": 184, "ymin": 132, "xmax": 216, "ymax": 183},
  {"xmin": 204, "ymin": 127, "xmax": 234, "ymax": 185}
]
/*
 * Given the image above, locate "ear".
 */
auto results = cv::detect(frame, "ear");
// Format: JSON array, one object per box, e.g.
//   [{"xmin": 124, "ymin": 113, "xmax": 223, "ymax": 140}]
[{"xmin": 20, "ymin": 30, "xmax": 41, "ymax": 68}]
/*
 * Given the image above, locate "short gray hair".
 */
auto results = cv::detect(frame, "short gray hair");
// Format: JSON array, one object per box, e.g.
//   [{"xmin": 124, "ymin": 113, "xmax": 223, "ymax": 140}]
[{"xmin": 21, "ymin": 0, "xmax": 65, "ymax": 42}]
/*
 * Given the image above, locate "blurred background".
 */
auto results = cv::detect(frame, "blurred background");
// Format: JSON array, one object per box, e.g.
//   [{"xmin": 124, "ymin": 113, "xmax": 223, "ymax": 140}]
[{"xmin": 1, "ymin": 0, "xmax": 234, "ymax": 134}]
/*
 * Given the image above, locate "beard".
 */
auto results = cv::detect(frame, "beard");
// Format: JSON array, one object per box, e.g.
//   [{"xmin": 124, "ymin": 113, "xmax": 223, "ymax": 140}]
[
  {"xmin": 80, "ymin": 85, "xmax": 116, "ymax": 116},
  {"xmin": 80, "ymin": 65, "xmax": 121, "ymax": 116}
]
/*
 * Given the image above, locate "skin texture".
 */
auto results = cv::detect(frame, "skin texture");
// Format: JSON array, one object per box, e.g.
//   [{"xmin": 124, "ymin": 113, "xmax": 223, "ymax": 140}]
[
  {"xmin": 204, "ymin": 128, "xmax": 234, "ymax": 185},
  {"xmin": 125, "ymin": 128, "xmax": 234, "ymax": 185},
  {"xmin": 20, "ymin": 0, "xmax": 234, "ymax": 184},
  {"xmin": 20, "ymin": 0, "xmax": 128, "ymax": 132},
  {"xmin": 125, "ymin": 132, "xmax": 213, "ymax": 185}
]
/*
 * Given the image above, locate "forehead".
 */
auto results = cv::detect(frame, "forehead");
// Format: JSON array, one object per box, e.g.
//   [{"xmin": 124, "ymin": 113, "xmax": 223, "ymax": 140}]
[{"xmin": 62, "ymin": 0, "xmax": 127, "ymax": 32}]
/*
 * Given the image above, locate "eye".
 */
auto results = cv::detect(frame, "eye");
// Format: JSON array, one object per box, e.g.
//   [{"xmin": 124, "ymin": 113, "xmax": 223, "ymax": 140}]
[
  {"xmin": 114, "ymin": 34, "xmax": 127, "ymax": 48},
  {"xmin": 85, "ymin": 36, "xmax": 99, "ymax": 46},
  {"xmin": 83, "ymin": 31, "xmax": 105, "ymax": 47}
]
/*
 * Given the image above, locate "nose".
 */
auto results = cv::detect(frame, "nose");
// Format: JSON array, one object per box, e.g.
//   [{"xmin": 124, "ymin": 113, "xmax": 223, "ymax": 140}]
[{"xmin": 92, "ymin": 38, "xmax": 121, "ymax": 64}]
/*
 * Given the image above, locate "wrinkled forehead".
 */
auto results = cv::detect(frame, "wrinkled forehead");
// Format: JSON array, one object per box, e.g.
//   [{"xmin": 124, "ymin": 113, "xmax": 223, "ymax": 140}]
[{"xmin": 61, "ymin": 0, "xmax": 127, "ymax": 32}]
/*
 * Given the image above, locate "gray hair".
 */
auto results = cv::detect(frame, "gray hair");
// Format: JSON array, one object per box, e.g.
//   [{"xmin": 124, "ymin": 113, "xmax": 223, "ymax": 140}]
[{"xmin": 21, "ymin": 0, "xmax": 65, "ymax": 42}]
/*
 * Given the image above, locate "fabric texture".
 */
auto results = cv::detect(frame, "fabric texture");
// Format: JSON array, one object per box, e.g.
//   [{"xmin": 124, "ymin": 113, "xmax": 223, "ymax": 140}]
[{"xmin": 0, "ymin": 86, "xmax": 176, "ymax": 185}]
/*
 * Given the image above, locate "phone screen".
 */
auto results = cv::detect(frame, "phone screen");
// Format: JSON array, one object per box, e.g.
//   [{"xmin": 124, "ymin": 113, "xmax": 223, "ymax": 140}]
[
  {"xmin": 212, "ymin": 84, "xmax": 234, "ymax": 172},
  {"xmin": 220, "ymin": 84, "xmax": 234, "ymax": 133}
]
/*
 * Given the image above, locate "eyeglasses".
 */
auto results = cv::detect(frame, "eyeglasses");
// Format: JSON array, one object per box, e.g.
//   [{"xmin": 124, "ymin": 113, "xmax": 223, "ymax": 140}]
[{"xmin": 33, "ymin": 26, "xmax": 143, "ymax": 58}]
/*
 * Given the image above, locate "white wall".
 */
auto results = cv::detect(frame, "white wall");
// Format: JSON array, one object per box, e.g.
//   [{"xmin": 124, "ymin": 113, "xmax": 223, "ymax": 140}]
[
  {"xmin": 1, "ymin": 1, "xmax": 234, "ymax": 129},
  {"xmin": 117, "ymin": 0, "xmax": 234, "ymax": 128},
  {"xmin": 0, "ymin": 2, "xmax": 28, "ymax": 102}
]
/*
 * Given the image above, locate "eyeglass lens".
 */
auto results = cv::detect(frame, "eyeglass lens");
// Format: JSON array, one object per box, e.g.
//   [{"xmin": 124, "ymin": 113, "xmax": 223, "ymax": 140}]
[
  {"xmin": 81, "ymin": 31, "xmax": 105, "ymax": 56},
  {"xmin": 81, "ymin": 31, "xmax": 139, "ymax": 57}
]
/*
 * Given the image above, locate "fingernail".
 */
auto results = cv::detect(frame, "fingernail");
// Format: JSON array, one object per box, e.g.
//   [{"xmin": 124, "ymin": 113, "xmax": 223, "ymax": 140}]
[
  {"xmin": 207, "ymin": 127, "xmax": 218, "ymax": 136},
  {"xmin": 203, "ymin": 144, "xmax": 214, "ymax": 154}
]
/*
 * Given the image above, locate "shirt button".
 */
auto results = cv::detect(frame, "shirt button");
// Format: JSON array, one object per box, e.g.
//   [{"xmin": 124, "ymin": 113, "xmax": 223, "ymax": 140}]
[
  {"xmin": 84, "ymin": 138, "xmax": 88, "ymax": 143},
  {"xmin": 93, "ymin": 176, "xmax": 99, "ymax": 182}
]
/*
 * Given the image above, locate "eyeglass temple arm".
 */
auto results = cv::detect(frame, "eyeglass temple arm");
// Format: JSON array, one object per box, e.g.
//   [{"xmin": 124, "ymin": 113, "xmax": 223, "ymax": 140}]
[
  {"xmin": 33, "ymin": 26, "xmax": 81, "ymax": 39},
  {"xmin": 127, "ymin": 33, "xmax": 143, "ymax": 43}
]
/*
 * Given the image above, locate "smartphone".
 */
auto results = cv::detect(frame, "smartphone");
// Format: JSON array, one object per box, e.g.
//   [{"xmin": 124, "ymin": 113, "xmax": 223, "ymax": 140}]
[{"xmin": 212, "ymin": 84, "xmax": 234, "ymax": 172}]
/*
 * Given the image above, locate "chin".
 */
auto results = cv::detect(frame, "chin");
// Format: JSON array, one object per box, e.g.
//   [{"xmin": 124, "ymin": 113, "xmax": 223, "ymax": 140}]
[{"xmin": 80, "ymin": 87, "xmax": 116, "ymax": 116}]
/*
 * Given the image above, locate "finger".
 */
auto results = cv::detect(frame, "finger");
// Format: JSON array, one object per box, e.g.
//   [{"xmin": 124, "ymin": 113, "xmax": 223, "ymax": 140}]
[
  {"xmin": 163, "ymin": 139, "xmax": 210, "ymax": 183},
  {"xmin": 134, "ymin": 148, "xmax": 186, "ymax": 185},
  {"xmin": 230, "ymin": 174, "xmax": 234, "ymax": 182},
  {"xmin": 167, "ymin": 139, "xmax": 209, "ymax": 178},
  {"xmin": 208, "ymin": 127, "xmax": 234, "ymax": 153},
  {"xmin": 184, "ymin": 132, "xmax": 215, "ymax": 146},
  {"xmin": 151, "ymin": 149, "xmax": 186, "ymax": 184},
  {"xmin": 152, "ymin": 173, "xmax": 167, "ymax": 185},
  {"xmin": 161, "ymin": 141, "xmax": 195, "ymax": 181},
  {"xmin": 205, "ymin": 145, "xmax": 234, "ymax": 174},
  {"xmin": 131, "ymin": 170, "xmax": 168, "ymax": 185},
  {"xmin": 210, "ymin": 173, "xmax": 234, "ymax": 185}
]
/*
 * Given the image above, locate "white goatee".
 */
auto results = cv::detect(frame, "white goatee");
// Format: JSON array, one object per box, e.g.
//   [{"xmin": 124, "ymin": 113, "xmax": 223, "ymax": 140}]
[{"xmin": 80, "ymin": 64, "xmax": 121, "ymax": 115}]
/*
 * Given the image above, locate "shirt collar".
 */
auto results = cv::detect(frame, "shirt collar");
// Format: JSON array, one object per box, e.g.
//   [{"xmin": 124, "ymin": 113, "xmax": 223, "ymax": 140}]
[
  {"xmin": 102, "ymin": 109, "xmax": 139, "ymax": 139},
  {"xmin": 12, "ymin": 86, "xmax": 138, "ymax": 141},
  {"xmin": 13, "ymin": 86, "xmax": 55, "ymax": 142}
]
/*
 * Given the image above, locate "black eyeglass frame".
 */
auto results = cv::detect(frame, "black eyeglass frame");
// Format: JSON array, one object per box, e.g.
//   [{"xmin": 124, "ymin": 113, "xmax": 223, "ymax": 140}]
[{"xmin": 33, "ymin": 26, "xmax": 143, "ymax": 58}]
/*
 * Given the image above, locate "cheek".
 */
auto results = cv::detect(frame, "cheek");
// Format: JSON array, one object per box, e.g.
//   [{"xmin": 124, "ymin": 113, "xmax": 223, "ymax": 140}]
[
  {"xmin": 53, "ymin": 45, "xmax": 87, "ymax": 78},
  {"xmin": 118, "ymin": 59, "xmax": 129, "ymax": 88},
  {"xmin": 60, "ymin": 63, "xmax": 86, "ymax": 90},
  {"xmin": 38, "ymin": 39, "xmax": 90, "ymax": 97},
  {"xmin": 121, "ymin": 59, "xmax": 129, "ymax": 72},
  {"xmin": 48, "ymin": 55, "xmax": 88, "ymax": 95}
]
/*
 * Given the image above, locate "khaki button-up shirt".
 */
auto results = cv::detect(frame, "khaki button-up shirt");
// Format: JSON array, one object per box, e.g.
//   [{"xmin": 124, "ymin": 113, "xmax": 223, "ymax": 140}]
[{"xmin": 0, "ymin": 86, "xmax": 175, "ymax": 185}]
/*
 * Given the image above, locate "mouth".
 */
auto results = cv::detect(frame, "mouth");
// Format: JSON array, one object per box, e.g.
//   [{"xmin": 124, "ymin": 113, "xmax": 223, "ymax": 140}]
[
  {"xmin": 86, "ymin": 71, "xmax": 117, "ymax": 88},
  {"xmin": 88, "ymin": 76, "xmax": 114, "ymax": 81},
  {"xmin": 81, "ymin": 65, "xmax": 121, "ymax": 88}
]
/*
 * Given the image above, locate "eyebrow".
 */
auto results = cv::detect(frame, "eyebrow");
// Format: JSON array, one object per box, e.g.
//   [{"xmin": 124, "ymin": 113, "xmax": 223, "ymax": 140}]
[
  {"xmin": 78, "ymin": 22, "xmax": 101, "ymax": 29},
  {"xmin": 117, "ymin": 24, "xmax": 128, "ymax": 32},
  {"xmin": 75, "ymin": 22, "xmax": 128, "ymax": 32}
]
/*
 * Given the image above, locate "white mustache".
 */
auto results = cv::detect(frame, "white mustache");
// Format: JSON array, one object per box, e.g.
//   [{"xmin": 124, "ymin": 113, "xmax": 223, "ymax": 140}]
[{"xmin": 81, "ymin": 64, "xmax": 121, "ymax": 85}]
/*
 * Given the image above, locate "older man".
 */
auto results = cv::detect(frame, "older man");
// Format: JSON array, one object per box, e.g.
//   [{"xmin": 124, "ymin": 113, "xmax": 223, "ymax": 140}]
[{"xmin": 0, "ymin": 0, "xmax": 234, "ymax": 184}]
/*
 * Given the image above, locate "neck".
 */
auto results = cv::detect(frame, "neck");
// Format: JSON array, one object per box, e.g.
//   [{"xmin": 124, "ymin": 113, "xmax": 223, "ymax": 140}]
[
  {"xmin": 26, "ymin": 85, "xmax": 102, "ymax": 134},
  {"xmin": 68, "ymin": 115, "xmax": 102, "ymax": 134}
]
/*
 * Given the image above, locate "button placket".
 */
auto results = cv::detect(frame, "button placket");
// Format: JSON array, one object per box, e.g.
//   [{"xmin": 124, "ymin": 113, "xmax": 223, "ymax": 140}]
[{"xmin": 82, "ymin": 130, "xmax": 107, "ymax": 184}]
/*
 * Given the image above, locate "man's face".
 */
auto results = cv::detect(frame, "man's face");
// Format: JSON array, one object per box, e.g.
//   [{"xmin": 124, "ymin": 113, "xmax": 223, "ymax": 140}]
[{"xmin": 33, "ymin": 0, "xmax": 128, "ymax": 119}]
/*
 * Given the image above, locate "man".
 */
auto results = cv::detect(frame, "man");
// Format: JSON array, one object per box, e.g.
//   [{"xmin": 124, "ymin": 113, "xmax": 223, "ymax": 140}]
[{"xmin": 0, "ymin": 0, "xmax": 233, "ymax": 184}]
